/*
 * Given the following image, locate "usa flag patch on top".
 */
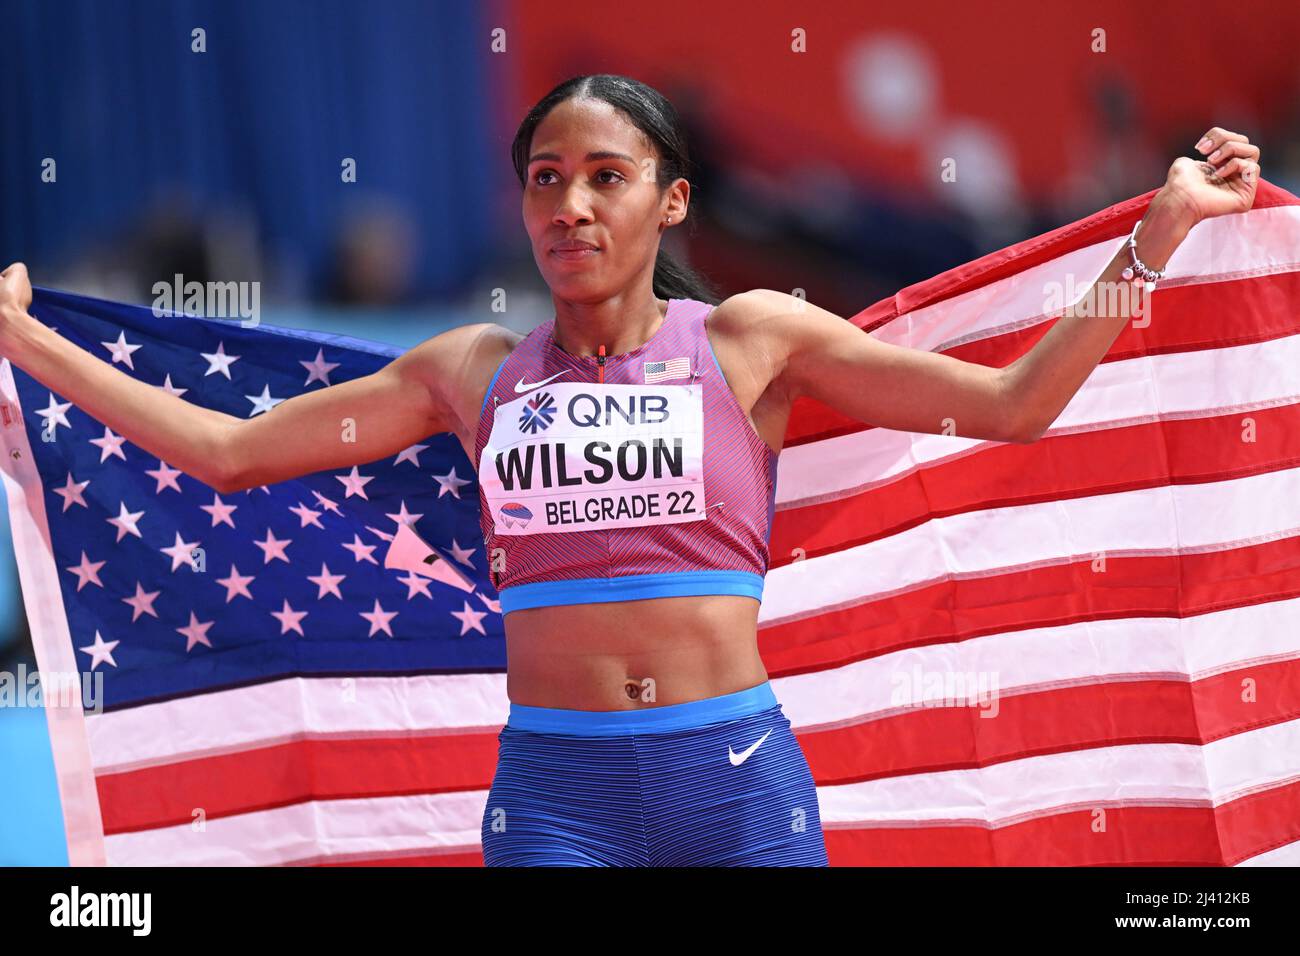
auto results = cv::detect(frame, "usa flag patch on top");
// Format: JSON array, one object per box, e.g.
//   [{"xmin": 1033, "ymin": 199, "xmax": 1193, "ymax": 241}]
[{"xmin": 643, "ymin": 357, "xmax": 691, "ymax": 384}]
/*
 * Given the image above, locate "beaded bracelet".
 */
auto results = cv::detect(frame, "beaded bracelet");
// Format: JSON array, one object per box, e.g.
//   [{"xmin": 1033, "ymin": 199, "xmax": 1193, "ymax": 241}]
[{"xmin": 1120, "ymin": 218, "xmax": 1165, "ymax": 293}]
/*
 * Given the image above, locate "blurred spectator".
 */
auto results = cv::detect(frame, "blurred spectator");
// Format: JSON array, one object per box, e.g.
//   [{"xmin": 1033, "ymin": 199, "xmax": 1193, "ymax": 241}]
[
  {"xmin": 1052, "ymin": 74, "xmax": 1168, "ymax": 227},
  {"xmin": 49, "ymin": 187, "xmax": 265, "ymax": 309},
  {"xmin": 322, "ymin": 199, "xmax": 419, "ymax": 307}
]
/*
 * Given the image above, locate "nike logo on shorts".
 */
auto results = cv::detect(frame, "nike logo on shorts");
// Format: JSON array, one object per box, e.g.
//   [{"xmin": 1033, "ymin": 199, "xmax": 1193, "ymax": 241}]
[
  {"xmin": 515, "ymin": 370, "xmax": 571, "ymax": 393},
  {"xmin": 728, "ymin": 728, "xmax": 773, "ymax": 766}
]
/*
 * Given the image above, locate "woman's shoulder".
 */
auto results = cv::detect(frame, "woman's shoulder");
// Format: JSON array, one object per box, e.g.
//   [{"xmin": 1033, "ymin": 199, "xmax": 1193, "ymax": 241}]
[
  {"xmin": 706, "ymin": 288, "xmax": 805, "ymax": 336},
  {"xmin": 699, "ymin": 291, "xmax": 802, "ymax": 437},
  {"xmin": 403, "ymin": 322, "xmax": 526, "ymax": 440},
  {"xmin": 703, "ymin": 288, "xmax": 805, "ymax": 375},
  {"xmin": 409, "ymin": 321, "xmax": 525, "ymax": 381}
]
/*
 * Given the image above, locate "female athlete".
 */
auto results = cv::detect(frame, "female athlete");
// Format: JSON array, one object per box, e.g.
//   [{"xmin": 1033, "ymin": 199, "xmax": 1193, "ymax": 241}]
[{"xmin": 0, "ymin": 74, "xmax": 1259, "ymax": 866}]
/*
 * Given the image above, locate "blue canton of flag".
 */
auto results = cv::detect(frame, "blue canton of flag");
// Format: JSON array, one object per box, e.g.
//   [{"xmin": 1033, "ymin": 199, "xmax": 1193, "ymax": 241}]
[{"xmin": 1, "ymin": 287, "xmax": 506, "ymax": 713}]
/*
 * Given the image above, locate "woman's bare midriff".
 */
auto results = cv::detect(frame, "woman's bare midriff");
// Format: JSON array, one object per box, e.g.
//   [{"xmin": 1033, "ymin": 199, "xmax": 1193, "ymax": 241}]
[
  {"xmin": 502, "ymin": 593, "xmax": 770, "ymax": 710},
  {"xmin": 449, "ymin": 298, "xmax": 788, "ymax": 713}
]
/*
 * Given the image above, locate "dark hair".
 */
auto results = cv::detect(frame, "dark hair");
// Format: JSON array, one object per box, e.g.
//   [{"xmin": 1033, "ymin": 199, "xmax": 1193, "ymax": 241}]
[{"xmin": 511, "ymin": 74, "xmax": 721, "ymax": 305}]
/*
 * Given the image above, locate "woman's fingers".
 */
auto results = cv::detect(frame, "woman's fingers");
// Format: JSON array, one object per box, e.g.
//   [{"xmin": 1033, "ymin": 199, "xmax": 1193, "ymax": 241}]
[
  {"xmin": 0, "ymin": 262, "xmax": 33, "ymax": 312},
  {"xmin": 1197, "ymin": 127, "xmax": 1251, "ymax": 160},
  {"xmin": 1206, "ymin": 139, "xmax": 1260, "ymax": 167},
  {"xmin": 1209, "ymin": 156, "xmax": 1246, "ymax": 180},
  {"xmin": 0, "ymin": 262, "xmax": 26, "ymax": 291},
  {"xmin": 1209, "ymin": 157, "xmax": 1259, "ymax": 184}
]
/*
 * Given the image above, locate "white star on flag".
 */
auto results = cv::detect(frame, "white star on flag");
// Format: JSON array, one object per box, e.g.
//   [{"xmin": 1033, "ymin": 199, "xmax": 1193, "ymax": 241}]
[
  {"xmin": 36, "ymin": 393, "xmax": 73, "ymax": 432},
  {"xmin": 144, "ymin": 460, "xmax": 184, "ymax": 493},
  {"xmin": 215, "ymin": 565, "xmax": 256, "ymax": 602},
  {"xmin": 176, "ymin": 612, "xmax": 215, "ymax": 652},
  {"xmin": 359, "ymin": 600, "xmax": 398, "ymax": 638},
  {"xmin": 450, "ymin": 600, "xmax": 488, "ymax": 636},
  {"xmin": 307, "ymin": 563, "xmax": 346, "ymax": 599},
  {"xmin": 300, "ymin": 348, "xmax": 340, "ymax": 386},
  {"xmin": 122, "ymin": 582, "xmax": 161, "ymax": 622},
  {"xmin": 53, "ymin": 472, "xmax": 90, "ymax": 512},
  {"xmin": 245, "ymin": 383, "xmax": 287, "ymax": 416},
  {"xmin": 66, "ymin": 551, "xmax": 106, "ymax": 590},
  {"xmin": 335, "ymin": 466, "xmax": 374, "ymax": 499},
  {"xmin": 78, "ymin": 630, "xmax": 120, "ymax": 670},
  {"xmin": 432, "ymin": 466, "xmax": 471, "ymax": 498},
  {"xmin": 89, "ymin": 426, "xmax": 127, "ymax": 463},
  {"xmin": 106, "ymin": 501, "xmax": 146, "ymax": 542},
  {"xmin": 201, "ymin": 341, "xmax": 241, "ymax": 379},
  {"xmin": 101, "ymin": 331, "xmax": 143, "ymax": 370},
  {"xmin": 253, "ymin": 528, "xmax": 292, "ymax": 564},
  {"xmin": 271, "ymin": 599, "xmax": 309, "ymax": 636},
  {"xmin": 394, "ymin": 443, "xmax": 429, "ymax": 467},
  {"xmin": 199, "ymin": 494, "xmax": 238, "ymax": 528},
  {"xmin": 157, "ymin": 373, "xmax": 188, "ymax": 397}
]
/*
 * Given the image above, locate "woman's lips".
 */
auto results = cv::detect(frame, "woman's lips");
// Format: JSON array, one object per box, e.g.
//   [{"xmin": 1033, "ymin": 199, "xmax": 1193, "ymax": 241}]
[{"xmin": 551, "ymin": 246, "xmax": 600, "ymax": 261}]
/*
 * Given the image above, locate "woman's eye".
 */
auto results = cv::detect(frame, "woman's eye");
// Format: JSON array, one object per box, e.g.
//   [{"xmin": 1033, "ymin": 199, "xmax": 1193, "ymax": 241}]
[{"xmin": 533, "ymin": 169, "xmax": 623, "ymax": 186}]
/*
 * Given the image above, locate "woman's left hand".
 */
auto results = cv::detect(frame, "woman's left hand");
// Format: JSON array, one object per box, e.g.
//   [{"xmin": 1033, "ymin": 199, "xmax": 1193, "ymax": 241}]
[{"xmin": 1161, "ymin": 127, "xmax": 1261, "ymax": 225}]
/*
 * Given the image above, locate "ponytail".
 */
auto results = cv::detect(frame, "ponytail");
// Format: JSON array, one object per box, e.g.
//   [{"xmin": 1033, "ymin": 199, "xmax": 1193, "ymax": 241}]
[{"xmin": 653, "ymin": 246, "xmax": 720, "ymax": 305}]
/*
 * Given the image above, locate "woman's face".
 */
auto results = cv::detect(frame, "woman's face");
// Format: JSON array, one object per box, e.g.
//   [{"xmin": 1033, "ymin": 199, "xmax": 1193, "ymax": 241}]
[{"xmin": 522, "ymin": 97, "xmax": 685, "ymax": 302}]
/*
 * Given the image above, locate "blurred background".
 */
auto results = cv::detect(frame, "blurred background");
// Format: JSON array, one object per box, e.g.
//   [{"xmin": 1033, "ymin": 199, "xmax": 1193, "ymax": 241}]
[{"xmin": 3, "ymin": 0, "xmax": 1300, "ymax": 863}]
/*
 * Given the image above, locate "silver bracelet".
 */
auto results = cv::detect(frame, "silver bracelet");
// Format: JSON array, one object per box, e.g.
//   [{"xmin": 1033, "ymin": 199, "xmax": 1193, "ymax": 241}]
[{"xmin": 1120, "ymin": 218, "xmax": 1165, "ymax": 293}]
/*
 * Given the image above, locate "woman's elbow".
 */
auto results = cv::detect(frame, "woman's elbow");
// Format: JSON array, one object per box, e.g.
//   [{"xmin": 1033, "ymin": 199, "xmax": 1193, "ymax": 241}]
[
  {"xmin": 207, "ymin": 423, "xmax": 246, "ymax": 494},
  {"xmin": 1009, "ymin": 412, "xmax": 1049, "ymax": 444}
]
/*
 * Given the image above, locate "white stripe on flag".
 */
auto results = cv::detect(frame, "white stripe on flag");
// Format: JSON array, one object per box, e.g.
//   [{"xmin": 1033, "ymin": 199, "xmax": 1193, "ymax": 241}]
[
  {"xmin": 762, "ymin": 465, "xmax": 1300, "ymax": 624},
  {"xmin": 815, "ymin": 717, "xmax": 1300, "ymax": 826},
  {"xmin": 103, "ymin": 789, "xmax": 489, "ymax": 866},
  {"xmin": 777, "ymin": 336, "xmax": 1300, "ymax": 506},
  {"xmin": 80, "ymin": 595, "xmax": 1300, "ymax": 770}
]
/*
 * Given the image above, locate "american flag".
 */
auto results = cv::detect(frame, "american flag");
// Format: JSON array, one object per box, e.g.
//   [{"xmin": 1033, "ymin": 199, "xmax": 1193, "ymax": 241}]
[
  {"xmin": 643, "ymin": 356, "xmax": 691, "ymax": 384},
  {"xmin": 8, "ymin": 177, "xmax": 1300, "ymax": 866},
  {"xmin": 2, "ymin": 290, "xmax": 501, "ymax": 866},
  {"xmin": 767, "ymin": 178, "xmax": 1300, "ymax": 866}
]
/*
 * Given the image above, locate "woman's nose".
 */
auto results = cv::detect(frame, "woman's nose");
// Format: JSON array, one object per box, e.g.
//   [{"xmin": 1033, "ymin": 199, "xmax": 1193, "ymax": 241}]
[
  {"xmin": 553, "ymin": 206, "xmax": 592, "ymax": 226},
  {"xmin": 553, "ymin": 186, "xmax": 593, "ymax": 224}
]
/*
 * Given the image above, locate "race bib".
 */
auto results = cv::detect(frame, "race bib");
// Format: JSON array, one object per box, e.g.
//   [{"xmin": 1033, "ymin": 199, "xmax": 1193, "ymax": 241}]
[{"xmin": 478, "ymin": 381, "xmax": 705, "ymax": 535}]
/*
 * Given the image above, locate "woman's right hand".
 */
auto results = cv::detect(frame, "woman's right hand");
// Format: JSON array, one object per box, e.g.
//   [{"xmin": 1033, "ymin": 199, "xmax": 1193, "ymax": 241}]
[{"xmin": 0, "ymin": 262, "xmax": 34, "ymax": 328}]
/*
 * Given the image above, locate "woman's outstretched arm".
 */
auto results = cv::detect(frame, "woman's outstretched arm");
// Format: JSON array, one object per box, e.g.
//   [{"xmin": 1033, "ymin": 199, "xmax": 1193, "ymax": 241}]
[
  {"xmin": 0, "ymin": 263, "xmax": 243, "ymax": 488},
  {"xmin": 997, "ymin": 127, "xmax": 1258, "ymax": 441},
  {"xmin": 726, "ymin": 126, "xmax": 1259, "ymax": 444},
  {"xmin": 0, "ymin": 263, "xmax": 499, "ymax": 493}
]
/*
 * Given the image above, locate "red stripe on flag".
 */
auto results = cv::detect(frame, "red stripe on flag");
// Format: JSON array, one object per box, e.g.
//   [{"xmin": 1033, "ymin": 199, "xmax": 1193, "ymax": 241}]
[
  {"xmin": 95, "ymin": 730, "xmax": 500, "ymax": 834},
  {"xmin": 786, "ymin": 272, "xmax": 1300, "ymax": 447},
  {"xmin": 798, "ymin": 658, "xmax": 1300, "ymax": 784},
  {"xmin": 761, "ymin": 537, "xmax": 1300, "ymax": 674},
  {"xmin": 771, "ymin": 403, "xmax": 1300, "ymax": 567},
  {"xmin": 824, "ymin": 779, "xmax": 1300, "ymax": 866},
  {"xmin": 91, "ymin": 658, "xmax": 1300, "ymax": 838}
]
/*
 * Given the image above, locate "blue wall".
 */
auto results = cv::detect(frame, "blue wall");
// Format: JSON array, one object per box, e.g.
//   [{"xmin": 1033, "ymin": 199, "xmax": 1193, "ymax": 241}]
[{"xmin": 1, "ymin": 0, "xmax": 498, "ymax": 297}]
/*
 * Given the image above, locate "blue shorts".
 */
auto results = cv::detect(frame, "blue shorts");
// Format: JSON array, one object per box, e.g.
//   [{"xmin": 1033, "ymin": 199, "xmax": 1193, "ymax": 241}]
[{"xmin": 480, "ymin": 681, "xmax": 829, "ymax": 866}]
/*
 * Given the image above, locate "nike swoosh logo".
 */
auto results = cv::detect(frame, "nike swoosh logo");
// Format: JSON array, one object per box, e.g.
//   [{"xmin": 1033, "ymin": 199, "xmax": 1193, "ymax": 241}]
[
  {"xmin": 728, "ymin": 728, "xmax": 773, "ymax": 767},
  {"xmin": 515, "ymin": 370, "xmax": 571, "ymax": 393}
]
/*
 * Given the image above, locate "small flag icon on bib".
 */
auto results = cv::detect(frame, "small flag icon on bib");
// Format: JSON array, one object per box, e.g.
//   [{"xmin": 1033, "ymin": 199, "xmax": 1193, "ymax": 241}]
[{"xmin": 644, "ymin": 357, "xmax": 691, "ymax": 383}]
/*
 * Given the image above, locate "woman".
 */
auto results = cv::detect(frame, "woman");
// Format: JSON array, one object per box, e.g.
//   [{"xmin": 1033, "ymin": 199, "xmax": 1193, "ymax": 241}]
[{"xmin": 0, "ymin": 74, "xmax": 1259, "ymax": 866}]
